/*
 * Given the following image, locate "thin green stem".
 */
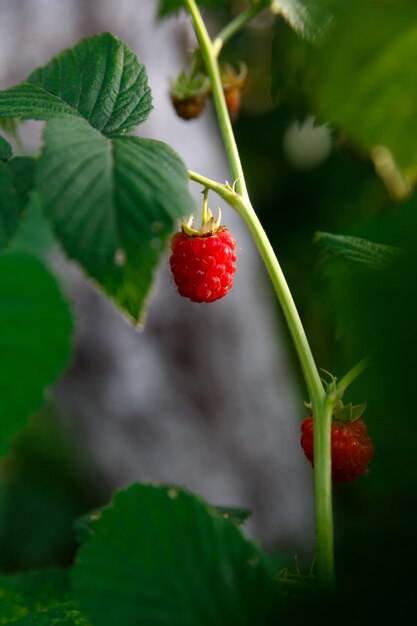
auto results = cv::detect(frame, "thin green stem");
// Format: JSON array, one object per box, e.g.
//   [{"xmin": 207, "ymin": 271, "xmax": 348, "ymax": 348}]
[
  {"xmin": 201, "ymin": 187, "xmax": 209, "ymax": 224},
  {"xmin": 188, "ymin": 170, "xmax": 241, "ymax": 206},
  {"xmin": 185, "ymin": 0, "xmax": 334, "ymax": 590},
  {"xmin": 185, "ymin": 0, "xmax": 247, "ymax": 198},
  {"xmin": 212, "ymin": 1, "xmax": 270, "ymax": 57},
  {"xmin": 190, "ymin": 185, "xmax": 334, "ymax": 593},
  {"xmin": 336, "ymin": 358, "xmax": 368, "ymax": 398},
  {"xmin": 314, "ymin": 396, "xmax": 335, "ymax": 589}
]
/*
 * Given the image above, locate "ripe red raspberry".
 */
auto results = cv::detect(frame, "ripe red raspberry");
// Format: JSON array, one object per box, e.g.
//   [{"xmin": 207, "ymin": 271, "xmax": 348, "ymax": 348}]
[
  {"xmin": 170, "ymin": 228, "xmax": 237, "ymax": 303},
  {"xmin": 300, "ymin": 416, "xmax": 374, "ymax": 483}
]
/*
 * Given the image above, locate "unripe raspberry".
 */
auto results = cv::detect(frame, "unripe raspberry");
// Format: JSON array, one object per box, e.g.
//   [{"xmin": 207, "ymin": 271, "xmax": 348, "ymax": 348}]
[
  {"xmin": 300, "ymin": 415, "xmax": 374, "ymax": 483},
  {"xmin": 221, "ymin": 62, "xmax": 247, "ymax": 122},
  {"xmin": 171, "ymin": 94, "xmax": 205, "ymax": 120},
  {"xmin": 224, "ymin": 88, "xmax": 242, "ymax": 121},
  {"xmin": 170, "ymin": 228, "xmax": 237, "ymax": 303},
  {"xmin": 170, "ymin": 71, "xmax": 210, "ymax": 121}
]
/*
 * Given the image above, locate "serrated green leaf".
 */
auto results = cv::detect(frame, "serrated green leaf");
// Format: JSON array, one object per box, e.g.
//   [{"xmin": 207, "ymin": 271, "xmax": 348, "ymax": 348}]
[
  {"xmin": 73, "ymin": 510, "xmax": 102, "ymax": 545},
  {"xmin": 271, "ymin": 0, "xmax": 344, "ymax": 40},
  {"xmin": 72, "ymin": 483, "xmax": 281, "ymax": 626},
  {"xmin": 37, "ymin": 117, "xmax": 194, "ymax": 323},
  {"xmin": 0, "ymin": 33, "xmax": 152, "ymax": 136},
  {"xmin": 0, "ymin": 252, "xmax": 73, "ymax": 456},
  {"xmin": 74, "ymin": 502, "xmax": 251, "ymax": 547},
  {"xmin": 214, "ymin": 505, "xmax": 252, "ymax": 525},
  {"xmin": 9, "ymin": 603, "xmax": 89, "ymax": 626},
  {"xmin": 314, "ymin": 0, "xmax": 417, "ymax": 186},
  {"xmin": 0, "ymin": 569, "xmax": 70, "ymax": 625},
  {"xmin": 315, "ymin": 232, "xmax": 401, "ymax": 270},
  {"xmin": 0, "ymin": 157, "xmax": 36, "ymax": 250},
  {"xmin": 158, "ymin": 0, "xmax": 230, "ymax": 18},
  {"xmin": 0, "ymin": 135, "xmax": 12, "ymax": 161}
]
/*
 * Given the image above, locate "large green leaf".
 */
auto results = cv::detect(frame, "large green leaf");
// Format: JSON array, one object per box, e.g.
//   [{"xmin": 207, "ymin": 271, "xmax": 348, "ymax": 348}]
[
  {"xmin": 0, "ymin": 569, "xmax": 69, "ymax": 624},
  {"xmin": 72, "ymin": 484, "xmax": 280, "ymax": 626},
  {"xmin": 0, "ymin": 34, "xmax": 195, "ymax": 322},
  {"xmin": 0, "ymin": 157, "xmax": 36, "ymax": 250},
  {"xmin": 0, "ymin": 33, "xmax": 152, "ymax": 136},
  {"xmin": 37, "ymin": 117, "xmax": 194, "ymax": 322},
  {"xmin": 0, "ymin": 252, "xmax": 73, "ymax": 455},
  {"xmin": 158, "ymin": 0, "xmax": 230, "ymax": 17},
  {"xmin": 73, "ymin": 503, "xmax": 251, "ymax": 546},
  {"xmin": 10, "ymin": 603, "xmax": 89, "ymax": 626},
  {"xmin": 315, "ymin": 232, "xmax": 401, "ymax": 270},
  {"xmin": 314, "ymin": 0, "xmax": 417, "ymax": 186}
]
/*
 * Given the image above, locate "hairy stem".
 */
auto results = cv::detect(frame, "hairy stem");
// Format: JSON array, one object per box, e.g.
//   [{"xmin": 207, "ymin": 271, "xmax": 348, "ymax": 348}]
[
  {"xmin": 188, "ymin": 170, "xmax": 239, "ymax": 205},
  {"xmin": 185, "ymin": 0, "xmax": 334, "ymax": 590}
]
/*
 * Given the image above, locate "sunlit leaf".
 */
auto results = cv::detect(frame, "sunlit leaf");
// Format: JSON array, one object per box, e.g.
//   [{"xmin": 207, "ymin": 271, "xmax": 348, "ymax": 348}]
[
  {"xmin": 0, "ymin": 33, "xmax": 152, "ymax": 136},
  {"xmin": 314, "ymin": 0, "xmax": 417, "ymax": 186},
  {"xmin": 37, "ymin": 117, "xmax": 194, "ymax": 323},
  {"xmin": 271, "ymin": 0, "xmax": 345, "ymax": 40}
]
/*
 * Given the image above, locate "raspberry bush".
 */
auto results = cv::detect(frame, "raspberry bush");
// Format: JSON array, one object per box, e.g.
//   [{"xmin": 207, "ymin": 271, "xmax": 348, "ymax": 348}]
[{"xmin": 0, "ymin": 0, "xmax": 415, "ymax": 624}]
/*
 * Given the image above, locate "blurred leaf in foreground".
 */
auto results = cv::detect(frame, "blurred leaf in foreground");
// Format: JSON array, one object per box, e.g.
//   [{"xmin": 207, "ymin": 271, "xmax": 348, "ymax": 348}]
[{"xmin": 314, "ymin": 0, "xmax": 417, "ymax": 191}]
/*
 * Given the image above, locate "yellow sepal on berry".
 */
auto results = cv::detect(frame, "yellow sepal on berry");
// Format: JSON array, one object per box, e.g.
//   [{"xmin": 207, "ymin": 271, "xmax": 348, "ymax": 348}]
[
  {"xmin": 220, "ymin": 62, "xmax": 248, "ymax": 121},
  {"xmin": 181, "ymin": 207, "xmax": 222, "ymax": 237}
]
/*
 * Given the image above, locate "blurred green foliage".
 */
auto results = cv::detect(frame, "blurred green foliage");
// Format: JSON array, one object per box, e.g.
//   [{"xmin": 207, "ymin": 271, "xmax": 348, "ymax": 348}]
[
  {"xmin": 0, "ymin": 409, "xmax": 99, "ymax": 573},
  {"xmin": 0, "ymin": 252, "xmax": 73, "ymax": 457},
  {"xmin": 0, "ymin": 568, "xmax": 69, "ymax": 623}
]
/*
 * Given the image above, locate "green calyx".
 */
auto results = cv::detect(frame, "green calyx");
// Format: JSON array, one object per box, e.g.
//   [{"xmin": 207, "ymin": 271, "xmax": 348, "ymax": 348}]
[
  {"xmin": 332, "ymin": 401, "xmax": 367, "ymax": 423},
  {"xmin": 304, "ymin": 367, "xmax": 367, "ymax": 423},
  {"xmin": 170, "ymin": 70, "xmax": 210, "ymax": 101}
]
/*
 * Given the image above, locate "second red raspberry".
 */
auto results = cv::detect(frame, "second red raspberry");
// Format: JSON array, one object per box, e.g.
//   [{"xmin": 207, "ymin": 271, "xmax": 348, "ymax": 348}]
[
  {"xmin": 300, "ymin": 415, "xmax": 374, "ymax": 483},
  {"xmin": 170, "ymin": 228, "xmax": 237, "ymax": 303}
]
